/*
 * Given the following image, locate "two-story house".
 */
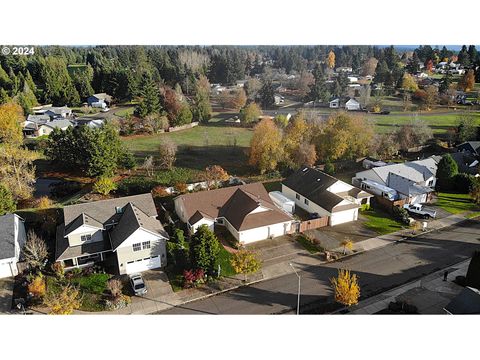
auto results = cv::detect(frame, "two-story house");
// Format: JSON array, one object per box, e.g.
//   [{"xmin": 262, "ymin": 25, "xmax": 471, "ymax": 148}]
[
  {"xmin": 0, "ymin": 214, "xmax": 27, "ymax": 278},
  {"xmin": 55, "ymin": 193, "xmax": 169, "ymax": 275}
]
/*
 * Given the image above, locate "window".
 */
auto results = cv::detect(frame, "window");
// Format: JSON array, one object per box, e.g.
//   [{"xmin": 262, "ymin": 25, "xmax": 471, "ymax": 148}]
[
  {"xmin": 142, "ymin": 241, "xmax": 151, "ymax": 250},
  {"xmin": 81, "ymin": 234, "xmax": 92, "ymax": 242},
  {"xmin": 304, "ymin": 199, "xmax": 309, "ymax": 205},
  {"xmin": 296, "ymin": 193, "xmax": 300, "ymax": 200},
  {"xmin": 132, "ymin": 243, "xmax": 141, "ymax": 252}
]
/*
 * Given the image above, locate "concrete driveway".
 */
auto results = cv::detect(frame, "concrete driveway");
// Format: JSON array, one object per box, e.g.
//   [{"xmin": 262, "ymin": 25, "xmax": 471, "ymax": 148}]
[
  {"xmin": 0, "ymin": 278, "xmax": 14, "ymax": 314},
  {"xmin": 246, "ymin": 236, "xmax": 308, "ymax": 266}
]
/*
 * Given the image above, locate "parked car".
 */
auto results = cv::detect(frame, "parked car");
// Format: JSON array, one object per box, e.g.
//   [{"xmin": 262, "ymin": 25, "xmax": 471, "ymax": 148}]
[
  {"xmin": 403, "ymin": 204, "xmax": 436, "ymax": 219},
  {"xmin": 129, "ymin": 274, "xmax": 147, "ymax": 295}
]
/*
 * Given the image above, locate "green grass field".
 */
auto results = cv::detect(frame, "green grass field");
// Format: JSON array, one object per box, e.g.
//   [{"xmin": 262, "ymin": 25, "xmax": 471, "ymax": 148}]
[
  {"xmin": 435, "ymin": 192, "xmax": 480, "ymax": 214},
  {"xmin": 122, "ymin": 125, "xmax": 254, "ymax": 175},
  {"xmin": 114, "ymin": 107, "xmax": 135, "ymax": 117},
  {"xmin": 361, "ymin": 209, "xmax": 406, "ymax": 235}
]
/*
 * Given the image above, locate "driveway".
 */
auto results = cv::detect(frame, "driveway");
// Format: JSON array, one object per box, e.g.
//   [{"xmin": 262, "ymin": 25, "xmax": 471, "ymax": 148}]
[
  {"xmin": 0, "ymin": 278, "xmax": 14, "ymax": 314},
  {"xmin": 305, "ymin": 217, "xmax": 378, "ymax": 251},
  {"xmin": 246, "ymin": 236, "xmax": 308, "ymax": 266}
]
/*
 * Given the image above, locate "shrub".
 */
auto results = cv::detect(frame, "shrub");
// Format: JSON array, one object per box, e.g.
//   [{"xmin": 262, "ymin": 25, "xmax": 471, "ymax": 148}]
[
  {"xmin": 107, "ymin": 278, "xmax": 123, "ymax": 299},
  {"xmin": 22, "ymin": 230, "xmax": 49, "ymax": 270},
  {"xmin": 104, "ymin": 294, "xmax": 131, "ymax": 310},
  {"xmin": 324, "ymin": 161, "xmax": 335, "ymax": 175},
  {"xmin": 454, "ymin": 173, "xmax": 476, "ymax": 194},
  {"xmin": 49, "ymin": 181, "xmax": 82, "ymax": 199},
  {"xmin": 36, "ymin": 196, "xmax": 53, "ymax": 209},
  {"xmin": 152, "ymin": 185, "xmax": 170, "ymax": 198},
  {"xmin": 118, "ymin": 176, "xmax": 156, "ymax": 195},
  {"xmin": 392, "ymin": 206, "xmax": 410, "ymax": 224},
  {"xmin": 51, "ymin": 262, "xmax": 65, "ymax": 279},
  {"xmin": 44, "ymin": 284, "xmax": 81, "ymax": 315},
  {"xmin": 182, "ymin": 269, "xmax": 205, "ymax": 288},
  {"xmin": 93, "ymin": 177, "xmax": 118, "ymax": 195},
  {"xmin": 175, "ymin": 182, "xmax": 188, "ymax": 194},
  {"xmin": 360, "ymin": 203, "xmax": 371, "ymax": 211},
  {"xmin": 28, "ymin": 274, "xmax": 46, "ymax": 298}
]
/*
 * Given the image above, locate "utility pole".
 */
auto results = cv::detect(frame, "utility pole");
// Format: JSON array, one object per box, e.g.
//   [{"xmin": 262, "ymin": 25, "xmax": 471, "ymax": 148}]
[{"xmin": 289, "ymin": 263, "xmax": 301, "ymax": 315}]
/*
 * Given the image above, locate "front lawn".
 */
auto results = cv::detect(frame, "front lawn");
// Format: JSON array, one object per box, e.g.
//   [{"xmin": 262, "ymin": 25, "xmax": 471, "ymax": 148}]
[
  {"xmin": 435, "ymin": 192, "xmax": 479, "ymax": 214},
  {"xmin": 296, "ymin": 235, "xmax": 321, "ymax": 254},
  {"xmin": 361, "ymin": 208, "xmax": 405, "ymax": 235},
  {"xmin": 216, "ymin": 246, "xmax": 236, "ymax": 277}
]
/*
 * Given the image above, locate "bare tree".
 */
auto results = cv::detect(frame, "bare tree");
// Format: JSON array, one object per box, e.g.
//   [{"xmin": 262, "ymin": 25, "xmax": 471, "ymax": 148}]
[
  {"xmin": 22, "ymin": 230, "xmax": 49, "ymax": 270},
  {"xmin": 141, "ymin": 156, "xmax": 155, "ymax": 177},
  {"xmin": 107, "ymin": 279, "xmax": 123, "ymax": 299},
  {"xmin": 158, "ymin": 138, "xmax": 178, "ymax": 169}
]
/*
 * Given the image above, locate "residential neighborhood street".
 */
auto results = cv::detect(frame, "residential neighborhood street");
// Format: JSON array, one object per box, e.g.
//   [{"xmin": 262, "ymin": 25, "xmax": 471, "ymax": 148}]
[{"xmin": 159, "ymin": 220, "xmax": 480, "ymax": 314}]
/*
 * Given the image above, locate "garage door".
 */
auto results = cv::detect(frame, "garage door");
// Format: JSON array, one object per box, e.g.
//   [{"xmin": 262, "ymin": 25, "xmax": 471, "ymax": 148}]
[
  {"xmin": 125, "ymin": 256, "xmax": 161, "ymax": 274},
  {"xmin": 0, "ymin": 262, "xmax": 14, "ymax": 279},
  {"xmin": 330, "ymin": 209, "xmax": 357, "ymax": 226}
]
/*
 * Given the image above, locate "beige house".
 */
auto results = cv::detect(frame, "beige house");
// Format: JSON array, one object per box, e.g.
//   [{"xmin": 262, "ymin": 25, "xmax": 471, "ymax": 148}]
[
  {"xmin": 55, "ymin": 193, "xmax": 169, "ymax": 275},
  {"xmin": 174, "ymin": 183, "xmax": 293, "ymax": 244}
]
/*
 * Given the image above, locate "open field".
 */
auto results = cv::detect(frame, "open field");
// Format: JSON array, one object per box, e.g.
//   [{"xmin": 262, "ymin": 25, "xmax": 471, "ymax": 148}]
[{"xmin": 122, "ymin": 125, "xmax": 254, "ymax": 175}]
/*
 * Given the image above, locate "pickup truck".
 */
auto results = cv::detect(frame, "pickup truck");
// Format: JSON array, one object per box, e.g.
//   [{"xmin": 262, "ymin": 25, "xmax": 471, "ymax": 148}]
[{"xmin": 403, "ymin": 204, "xmax": 436, "ymax": 219}]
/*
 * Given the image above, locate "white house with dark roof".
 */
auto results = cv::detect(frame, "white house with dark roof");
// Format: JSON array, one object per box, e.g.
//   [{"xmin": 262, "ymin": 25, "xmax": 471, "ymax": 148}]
[
  {"xmin": 55, "ymin": 193, "xmax": 168, "ymax": 275},
  {"xmin": 282, "ymin": 167, "xmax": 373, "ymax": 226},
  {"xmin": 353, "ymin": 157, "xmax": 438, "ymax": 204},
  {"xmin": 0, "ymin": 214, "xmax": 27, "ymax": 278}
]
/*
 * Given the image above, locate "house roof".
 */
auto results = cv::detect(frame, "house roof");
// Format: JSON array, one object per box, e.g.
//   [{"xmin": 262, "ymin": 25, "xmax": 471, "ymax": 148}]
[
  {"xmin": 109, "ymin": 203, "xmax": 168, "ymax": 250},
  {"xmin": 42, "ymin": 119, "xmax": 73, "ymax": 130},
  {"xmin": 457, "ymin": 141, "xmax": 480, "ymax": 154},
  {"xmin": 282, "ymin": 167, "xmax": 345, "ymax": 212},
  {"xmin": 0, "ymin": 214, "xmax": 17, "ymax": 259},
  {"xmin": 26, "ymin": 114, "xmax": 50, "ymax": 123},
  {"xmin": 45, "ymin": 106, "xmax": 71, "ymax": 115},
  {"xmin": 90, "ymin": 93, "xmax": 111, "ymax": 101},
  {"xmin": 63, "ymin": 193, "xmax": 158, "ymax": 228},
  {"xmin": 450, "ymin": 152, "xmax": 479, "ymax": 175},
  {"xmin": 176, "ymin": 183, "xmax": 292, "ymax": 232},
  {"xmin": 387, "ymin": 173, "xmax": 434, "ymax": 197},
  {"xmin": 445, "ymin": 287, "xmax": 480, "ymax": 314},
  {"xmin": 364, "ymin": 158, "xmax": 438, "ymax": 184},
  {"xmin": 64, "ymin": 213, "xmax": 103, "ymax": 236},
  {"xmin": 55, "ymin": 224, "xmax": 112, "ymax": 261}
]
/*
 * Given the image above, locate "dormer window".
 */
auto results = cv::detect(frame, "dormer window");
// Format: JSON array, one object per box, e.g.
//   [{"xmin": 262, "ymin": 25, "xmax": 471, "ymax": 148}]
[
  {"xmin": 115, "ymin": 206, "xmax": 124, "ymax": 214},
  {"xmin": 81, "ymin": 234, "xmax": 92, "ymax": 242}
]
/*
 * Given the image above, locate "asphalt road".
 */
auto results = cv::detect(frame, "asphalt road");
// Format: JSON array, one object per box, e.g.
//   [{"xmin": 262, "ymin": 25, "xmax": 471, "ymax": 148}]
[{"xmin": 158, "ymin": 220, "xmax": 480, "ymax": 315}]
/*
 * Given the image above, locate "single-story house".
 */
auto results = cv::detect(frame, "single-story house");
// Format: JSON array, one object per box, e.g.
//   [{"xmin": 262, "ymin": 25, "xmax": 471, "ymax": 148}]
[
  {"xmin": 456, "ymin": 141, "xmax": 480, "ymax": 156},
  {"xmin": 87, "ymin": 93, "xmax": 112, "ymax": 106},
  {"xmin": 23, "ymin": 119, "xmax": 74, "ymax": 138},
  {"xmin": 282, "ymin": 167, "xmax": 373, "ymax": 226},
  {"xmin": 353, "ymin": 157, "xmax": 439, "ymax": 204},
  {"xmin": 55, "ymin": 193, "xmax": 169, "ymax": 275},
  {"xmin": 174, "ymin": 183, "xmax": 294, "ymax": 244},
  {"xmin": 75, "ymin": 117, "xmax": 105, "ymax": 129},
  {"xmin": 36, "ymin": 106, "xmax": 72, "ymax": 119},
  {"xmin": 329, "ymin": 97, "xmax": 340, "ymax": 108},
  {"xmin": 345, "ymin": 98, "xmax": 361, "ymax": 111},
  {"xmin": 362, "ymin": 157, "xmax": 388, "ymax": 170},
  {"xmin": 0, "ymin": 214, "xmax": 27, "ymax": 279}
]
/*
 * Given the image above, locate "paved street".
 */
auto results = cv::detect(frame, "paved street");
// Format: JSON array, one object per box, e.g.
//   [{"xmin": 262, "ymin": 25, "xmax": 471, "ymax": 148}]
[{"xmin": 158, "ymin": 220, "xmax": 480, "ymax": 314}]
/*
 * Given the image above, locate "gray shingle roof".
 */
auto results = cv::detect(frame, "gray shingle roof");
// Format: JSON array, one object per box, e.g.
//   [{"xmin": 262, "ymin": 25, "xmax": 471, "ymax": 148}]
[
  {"xmin": 367, "ymin": 158, "xmax": 437, "ymax": 184},
  {"xmin": 282, "ymin": 167, "xmax": 344, "ymax": 211},
  {"xmin": 0, "ymin": 214, "xmax": 16, "ymax": 259},
  {"xmin": 445, "ymin": 287, "xmax": 480, "ymax": 314},
  {"xmin": 43, "ymin": 119, "xmax": 73, "ymax": 130},
  {"xmin": 109, "ymin": 203, "xmax": 168, "ymax": 250},
  {"xmin": 387, "ymin": 173, "xmax": 433, "ymax": 197},
  {"xmin": 64, "ymin": 213, "xmax": 103, "ymax": 236},
  {"xmin": 56, "ymin": 224, "xmax": 112, "ymax": 261}
]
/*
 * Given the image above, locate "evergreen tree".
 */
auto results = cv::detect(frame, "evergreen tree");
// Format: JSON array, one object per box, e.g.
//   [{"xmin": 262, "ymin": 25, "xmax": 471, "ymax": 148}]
[
  {"xmin": 259, "ymin": 80, "xmax": 275, "ymax": 109},
  {"xmin": 457, "ymin": 45, "xmax": 470, "ymax": 67},
  {"xmin": 0, "ymin": 184, "xmax": 16, "ymax": 215},
  {"xmin": 134, "ymin": 74, "xmax": 161, "ymax": 118},
  {"xmin": 189, "ymin": 225, "xmax": 221, "ymax": 274},
  {"xmin": 436, "ymin": 154, "xmax": 459, "ymax": 191},
  {"xmin": 39, "ymin": 57, "xmax": 80, "ymax": 105}
]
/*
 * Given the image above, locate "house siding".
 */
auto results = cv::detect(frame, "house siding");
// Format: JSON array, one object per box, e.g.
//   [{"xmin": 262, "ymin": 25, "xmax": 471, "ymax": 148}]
[
  {"xmin": 281, "ymin": 184, "xmax": 330, "ymax": 217},
  {"xmin": 67, "ymin": 227, "xmax": 104, "ymax": 247},
  {"xmin": 116, "ymin": 228, "xmax": 166, "ymax": 275}
]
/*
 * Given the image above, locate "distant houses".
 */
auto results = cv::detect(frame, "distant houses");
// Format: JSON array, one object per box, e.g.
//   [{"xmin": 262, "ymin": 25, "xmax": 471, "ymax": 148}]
[{"xmin": 87, "ymin": 93, "xmax": 112, "ymax": 107}]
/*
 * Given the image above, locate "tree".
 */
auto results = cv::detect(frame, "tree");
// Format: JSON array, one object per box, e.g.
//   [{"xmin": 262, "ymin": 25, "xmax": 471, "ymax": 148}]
[
  {"xmin": 204, "ymin": 165, "xmax": 229, "ymax": 190},
  {"xmin": 245, "ymin": 78, "xmax": 262, "ymax": 101},
  {"xmin": 259, "ymin": 80, "xmax": 275, "ymax": 109},
  {"xmin": 71, "ymin": 64, "xmax": 94, "ymax": 100},
  {"xmin": 135, "ymin": 74, "xmax": 161, "ymax": 118},
  {"xmin": 327, "ymin": 50, "xmax": 336, "ymax": 69},
  {"xmin": 361, "ymin": 57, "xmax": 378, "ymax": 76},
  {"xmin": 190, "ymin": 225, "xmax": 221, "ymax": 274},
  {"xmin": 93, "ymin": 177, "xmax": 117, "ymax": 195},
  {"xmin": 28, "ymin": 273, "xmax": 46, "ymax": 299},
  {"xmin": 44, "ymin": 284, "xmax": 81, "ymax": 315},
  {"xmin": 330, "ymin": 269, "xmax": 360, "ymax": 306},
  {"xmin": 313, "ymin": 112, "xmax": 374, "ymax": 162},
  {"xmin": 158, "ymin": 138, "xmax": 177, "ymax": 169},
  {"xmin": 393, "ymin": 118, "xmax": 433, "ymax": 151},
  {"xmin": 22, "ymin": 230, "xmax": 49, "ymax": 270},
  {"xmin": 107, "ymin": 279, "xmax": 123, "ymax": 299},
  {"xmin": 231, "ymin": 89, "xmax": 247, "ymax": 111},
  {"xmin": 230, "ymin": 249, "xmax": 262, "ymax": 281},
  {"xmin": 282, "ymin": 113, "xmax": 316, "ymax": 169},
  {"xmin": 470, "ymin": 180, "xmax": 480, "ymax": 205},
  {"xmin": 401, "ymin": 73, "xmax": 418, "ymax": 92},
  {"xmin": 0, "ymin": 145, "xmax": 37, "ymax": 200},
  {"xmin": 0, "ymin": 102, "xmax": 24, "ymax": 146},
  {"xmin": 439, "ymin": 73, "xmax": 452, "ymax": 94},
  {"xmin": 456, "ymin": 112, "xmax": 477, "ymax": 143},
  {"xmin": 371, "ymin": 133, "xmax": 399, "ymax": 159},
  {"xmin": 40, "ymin": 56, "xmax": 80, "ymax": 106},
  {"xmin": 0, "ymin": 184, "xmax": 16, "ymax": 215},
  {"xmin": 341, "ymin": 238, "xmax": 354, "ymax": 255},
  {"xmin": 458, "ymin": 70, "xmax": 475, "ymax": 92},
  {"xmin": 192, "ymin": 75, "xmax": 212, "ymax": 123},
  {"xmin": 239, "ymin": 102, "xmax": 262, "ymax": 123},
  {"xmin": 423, "ymin": 85, "xmax": 438, "ymax": 110},
  {"xmin": 436, "ymin": 154, "xmax": 459, "ymax": 191},
  {"xmin": 160, "ymin": 86, "xmax": 181, "ymax": 125},
  {"xmin": 249, "ymin": 118, "xmax": 284, "ymax": 173},
  {"xmin": 141, "ymin": 156, "xmax": 155, "ymax": 177}
]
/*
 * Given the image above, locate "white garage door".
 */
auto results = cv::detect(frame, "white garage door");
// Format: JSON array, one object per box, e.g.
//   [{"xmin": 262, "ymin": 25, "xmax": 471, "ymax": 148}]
[
  {"xmin": 330, "ymin": 209, "xmax": 357, "ymax": 226},
  {"xmin": 0, "ymin": 262, "xmax": 14, "ymax": 279},
  {"xmin": 125, "ymin": 256, "xmax": 161, "ymax": 274}
]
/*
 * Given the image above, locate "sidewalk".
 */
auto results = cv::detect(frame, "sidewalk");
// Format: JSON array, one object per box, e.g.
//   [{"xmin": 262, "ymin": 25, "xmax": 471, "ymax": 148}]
[{"xmin": 347, "ymin": 259, "xmax": 470, "ymax": 314}]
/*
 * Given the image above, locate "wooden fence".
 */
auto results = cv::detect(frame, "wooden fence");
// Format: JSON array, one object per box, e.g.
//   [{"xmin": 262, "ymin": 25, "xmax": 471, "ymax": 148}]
[
  {"xmin": 372, "ymin": 196, "xmax": 407, "ymax": 214},
  {"xmin": 291, "ymin": 217, "xmax": 329, "ymax": 233}
]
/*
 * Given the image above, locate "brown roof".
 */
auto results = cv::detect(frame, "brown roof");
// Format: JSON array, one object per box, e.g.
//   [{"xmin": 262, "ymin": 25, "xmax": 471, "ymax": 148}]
[{"xmin": 176, "ymin": 183, "xmax": 292, "ymax": 231}]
